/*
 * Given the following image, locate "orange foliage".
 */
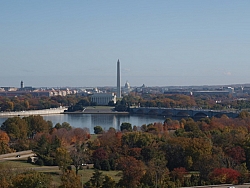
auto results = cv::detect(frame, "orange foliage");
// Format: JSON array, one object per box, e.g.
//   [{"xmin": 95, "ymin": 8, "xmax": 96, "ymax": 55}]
[{"xmin": 0, "ymin": 131, "xmax": 10, "ymax": 143}]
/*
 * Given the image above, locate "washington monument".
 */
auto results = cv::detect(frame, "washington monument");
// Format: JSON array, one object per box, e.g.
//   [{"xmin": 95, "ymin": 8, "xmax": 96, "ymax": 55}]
[{"xmin": 117, "ymin": 59, "xmax": 121, "ymax": 98}]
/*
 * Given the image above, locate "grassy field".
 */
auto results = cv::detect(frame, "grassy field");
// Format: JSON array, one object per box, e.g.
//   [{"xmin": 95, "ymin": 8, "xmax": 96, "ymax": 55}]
[{"xmin": 0, "ymin": 158, "xmax": 121, "ymax": 186}]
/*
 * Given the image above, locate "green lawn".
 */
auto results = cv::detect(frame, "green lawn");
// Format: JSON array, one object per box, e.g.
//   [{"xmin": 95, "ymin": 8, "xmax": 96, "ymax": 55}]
[{"xmin": 1, "ymin": 159, "xmax": 121, "ymax": 186}]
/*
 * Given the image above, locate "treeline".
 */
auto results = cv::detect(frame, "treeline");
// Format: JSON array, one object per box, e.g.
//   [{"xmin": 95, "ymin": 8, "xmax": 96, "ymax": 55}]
[
  {"xmin": 1, "ymin": 92, "xmax": 250, "ymax": 112},
  {"xmin": 122, "ymin": 92, "xmax": 250, "ymax": 110},
  {"xmin": 0, "ymin": 95, "xmax": 88, "ymax": 111}
]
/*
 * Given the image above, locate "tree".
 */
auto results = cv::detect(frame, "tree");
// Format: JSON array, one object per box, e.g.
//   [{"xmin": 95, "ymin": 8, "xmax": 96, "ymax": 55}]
[
  {"xmin": 1, "ymin": 117, "xmax": 28, "ymax": 140},
  {"xmin": 62, "ymin": 122, "xmax": 72, "ymax": 131},
  {"xmin": 11, "ymin": 170, "xmax": 52, "ymax": 188},
  {"xmin": 89, "ymin": 170, "xmax": 103, "ymax": 188},
  {"xmin": 102, "ymin": 175, "xmax": 116, "ymax": 188},
  {"xmin": 92, "ymin": 148, "xmax": 108, "ymax": 170},
  {"xmin": 171, "ymin": 167, "xmax": 187, "ymax": 185},
  {"xmin": 239, "ymin": 110, "xmax": 250, "ymax": 118},
  {"xmin": 148, "ymin": 157, "xmax": 169, "ymax": 187},
  {"xmin": 0, "ymin": 130, "xmax": 13, "ymax": 154},
  {"xmin": 59, "ymin": 170, "xmax": 81, "ymax": 188},
  {"xmin": 117, "ymin": 156, "xmax": 144, "ymax": 188},
  {"xmin": 209, "ymin": 168, "xmax": 240, "ymax": 184},
  {"xmin": 94, "ymin": 126, "xmax": 103, "ymax": 134},
  {"xmin": 70, "ymin": 143, "xmax": 89, "ymax": 175},
  {"xmin": 120, "ymin": 122, "xmax": 132, "ymax": 132},
  {"xmin": 55, "ymin": 147, "xmax": 72, "ymax": 171},
  {"xmin": 23, "ymin": 115, "xmax": 51, "ymax": 138}
]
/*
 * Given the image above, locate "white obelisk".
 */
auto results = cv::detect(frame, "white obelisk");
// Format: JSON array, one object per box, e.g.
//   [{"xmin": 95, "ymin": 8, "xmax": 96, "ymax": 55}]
[{"xmin": 117, "ymin": 59, "xmax": 121, "ymax": 98}]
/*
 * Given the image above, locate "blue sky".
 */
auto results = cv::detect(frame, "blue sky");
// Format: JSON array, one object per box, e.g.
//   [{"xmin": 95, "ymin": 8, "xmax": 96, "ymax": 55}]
[{"xmin": 1, "ymin": 1, "xmax": 250, "ymax": 87}]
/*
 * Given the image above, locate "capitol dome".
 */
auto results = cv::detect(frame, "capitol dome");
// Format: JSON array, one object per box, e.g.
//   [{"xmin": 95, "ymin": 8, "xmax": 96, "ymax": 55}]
[{"xmin": 125, "ymin": 81, "xmax": 130, "ymax": 89}]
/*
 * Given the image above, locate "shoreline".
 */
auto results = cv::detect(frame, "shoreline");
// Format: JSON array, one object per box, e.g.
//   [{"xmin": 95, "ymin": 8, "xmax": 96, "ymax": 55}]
[
  {"xmin": 62, "ymin": 111, "xmax": 129, "ymax": 114},
  {"xmin": 0, "ymin": 106, "xmax": 129, "ymax": 116},
  {"xmin": 0, "ymin": 107, "xmax": 67, "ymax": 117}
]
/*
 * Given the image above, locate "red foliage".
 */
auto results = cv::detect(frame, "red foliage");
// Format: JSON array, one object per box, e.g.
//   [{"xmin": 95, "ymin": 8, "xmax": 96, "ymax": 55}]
[
  {"xmin": 171, "ymin": 167, "xmax": 187, "ymax": 183},
  {"xmin": 209, "ymin": 168, "xmax": 240, "ymax": 184},
  {"xmin": 92, "ymin": 148, "xmax": 108, "ymax": 161},
  {"xmin": 117, "ymin": 156, "xmax": 144, "ymax": 188},
  {"xmin": 226, "ymin": 146, "xmax": 246, "ymax": 164}
]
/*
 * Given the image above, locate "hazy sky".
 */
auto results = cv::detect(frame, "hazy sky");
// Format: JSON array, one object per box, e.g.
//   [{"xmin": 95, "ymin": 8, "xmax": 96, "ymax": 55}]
[{"xmin": 1, "ymin": 1, "xmax": 250, "ymax": 87}]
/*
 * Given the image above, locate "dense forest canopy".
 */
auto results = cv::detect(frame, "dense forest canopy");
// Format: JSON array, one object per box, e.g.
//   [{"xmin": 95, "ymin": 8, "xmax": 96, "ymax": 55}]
[{"xmin": 1, "ymin": 111, "xmax": 250, "ymax": 187}]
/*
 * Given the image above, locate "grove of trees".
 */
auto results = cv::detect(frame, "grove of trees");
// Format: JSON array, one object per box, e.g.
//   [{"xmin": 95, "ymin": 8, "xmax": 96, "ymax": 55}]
[{"xmin": 3, "ymin": 110, "xmax": 250, "ymax": 187}]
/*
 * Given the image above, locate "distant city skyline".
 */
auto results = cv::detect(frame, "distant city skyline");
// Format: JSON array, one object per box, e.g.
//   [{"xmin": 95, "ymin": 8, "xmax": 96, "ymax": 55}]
[{"xmin": 1, "ymin": 1, "xmax": 250, "ymax": 87}]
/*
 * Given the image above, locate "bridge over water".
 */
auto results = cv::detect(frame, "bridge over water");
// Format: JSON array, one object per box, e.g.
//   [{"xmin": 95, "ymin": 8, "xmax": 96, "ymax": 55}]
[{"xmin": 130, "ymin": 107, "xmax": 239, "ymax": 118}]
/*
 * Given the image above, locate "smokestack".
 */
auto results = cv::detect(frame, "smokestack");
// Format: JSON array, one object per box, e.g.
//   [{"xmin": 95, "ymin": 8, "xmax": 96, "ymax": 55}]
[{"xmin": 117, "ymin": 59, "xmax": 121, "ymax": 98}]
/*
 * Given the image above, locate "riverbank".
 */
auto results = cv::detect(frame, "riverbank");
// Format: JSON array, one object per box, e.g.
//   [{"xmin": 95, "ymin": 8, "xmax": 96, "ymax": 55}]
[
  {"xmin": 62, "ymin": 106, "xmax": 129, "ymax": 115},
  {"xmin": 0, "ymin": 106, "xmax": 129, "ymax": 117},
  {"xmin": 0, "ymin": 107, "xmax": 67, "ymax": 117}
]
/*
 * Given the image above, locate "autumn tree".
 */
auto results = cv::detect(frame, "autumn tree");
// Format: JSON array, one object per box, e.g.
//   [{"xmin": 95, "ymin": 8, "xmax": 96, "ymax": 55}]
[
  {"xmin": 59, "ymin": 169, "xmax": 81, "ymax": 188},
  {"xmin": 92, "ymin": 148, "xmax": 108, "ymax": 170},
  {"xmin": 70, "ymin": 143, "xmax": 90, "ymax": 175},
  {"xmin": 209, "ymin": 168, "xmax": 240, "ymax": 184},
  {"xmin": 55, "ymin": 147, "xmax": 72, "ymax": 172},
  {"xmin": 11, "ymin": 170, "xmax": 52, "ymax": 188},
  {"xmin": 171, "ymin": 167, "xmax": 187, "ymax": 185},
  {"xmin": 117, "ymin": 156, "xmax": 145, "ymax": 188},
  {"xmin": 0, "ymin": 130, "xmax": 13, "ymax": 154}
]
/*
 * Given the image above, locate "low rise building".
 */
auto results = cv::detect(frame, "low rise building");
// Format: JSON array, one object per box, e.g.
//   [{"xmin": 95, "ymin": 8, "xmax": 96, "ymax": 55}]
[{"xmin": 91, "ymin": 93, "xmax": 116, "ymax": 105}]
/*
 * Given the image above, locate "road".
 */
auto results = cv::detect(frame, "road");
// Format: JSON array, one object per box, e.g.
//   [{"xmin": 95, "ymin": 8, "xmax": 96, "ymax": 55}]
[{"xmin": 0, "ymin": 150, "xmax": 34, "ymax": 161}]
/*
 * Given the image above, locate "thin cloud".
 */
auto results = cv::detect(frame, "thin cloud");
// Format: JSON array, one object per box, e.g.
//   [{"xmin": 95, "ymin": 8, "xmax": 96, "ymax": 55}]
[
  {"xmin": 122, "ymin": 68, "xmax": 131, "ymax": 72},
  {"xmin": 224, "ymin": 71, "xmax": 232, "ymax": 76}
]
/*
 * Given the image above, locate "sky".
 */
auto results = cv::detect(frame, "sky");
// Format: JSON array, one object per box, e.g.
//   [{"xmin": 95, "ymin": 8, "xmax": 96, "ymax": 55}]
[{"xmin": 0, "ymin": 1, "xmax": 250, "ymax": 88}]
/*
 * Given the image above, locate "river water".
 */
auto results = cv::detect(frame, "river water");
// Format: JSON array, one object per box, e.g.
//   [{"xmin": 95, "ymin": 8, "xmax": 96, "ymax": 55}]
[{"xmin": 0, "ymin": 114, "xmax": 166, "ymax": 134}]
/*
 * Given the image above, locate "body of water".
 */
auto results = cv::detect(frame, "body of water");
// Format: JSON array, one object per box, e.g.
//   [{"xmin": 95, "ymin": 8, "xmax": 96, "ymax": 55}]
[{"xmin": 0, "ymin": 114, "xmax": 166, "ymax": 134}]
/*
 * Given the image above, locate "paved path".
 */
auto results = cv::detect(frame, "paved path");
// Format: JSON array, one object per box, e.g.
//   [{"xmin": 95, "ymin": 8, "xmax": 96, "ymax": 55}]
[{"xmin": 0, "ymin": 150, "xmax": 34, "ymax": 161}]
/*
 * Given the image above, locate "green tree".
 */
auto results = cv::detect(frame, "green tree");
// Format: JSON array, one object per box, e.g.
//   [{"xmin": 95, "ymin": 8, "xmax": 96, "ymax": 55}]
[
  {"xmin": 90, "ymin": 170, "xmax": 103, "ymax": 188},
  {"xmin": 55, "ymin": 147, "xmax": 72, "ymax": 171},
  {"xmin": 59, "ymin": 170, "xmax": 81, "ymax": 188},
  {"xmin": 121, "ymin": 122, "xmax": 132, "ymax": 132},
  {"xmin": 23, "ymin": 115, "xmax": 51, "ymax": 138},
  {"xmin": 11, "ymin": 171, "xmax": 52, "ymax": 188},
  {"xmin": 94, "ymin": 126, "xmax": 103, "ymax": 134},
  {"xmin": 1, "ymin": 117, "xmax": 28, "ymax": 140},
  {"xmin": 102, "ymin": 175, "xmax": 116, "ymax": 188}
]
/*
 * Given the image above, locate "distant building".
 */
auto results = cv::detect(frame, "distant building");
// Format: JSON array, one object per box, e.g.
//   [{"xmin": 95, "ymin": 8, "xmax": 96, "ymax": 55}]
[
  {"xmin": 124, "ymin": 81, "xmax": 131, "ymax": 94},
  {"xmin": 91, "ymin": 93, "xmax": 116, "ymax": 105},
  {"xmin": 192, "ymin": 91, "xmax": 231, "ymax": 96},
  {"xmin": 21, "ymin": 81, "xmax": 24, "ymax": 89}
]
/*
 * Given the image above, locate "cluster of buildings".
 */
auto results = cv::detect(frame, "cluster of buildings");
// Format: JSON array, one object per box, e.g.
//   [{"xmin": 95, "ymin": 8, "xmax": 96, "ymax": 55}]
[
  {"xmin": 0, "ymin": 82, "xmax": 77, "ymax": 97},
  {"xmin": 1, "ymin": 60, "xmax": 250, "ymax": 106}
]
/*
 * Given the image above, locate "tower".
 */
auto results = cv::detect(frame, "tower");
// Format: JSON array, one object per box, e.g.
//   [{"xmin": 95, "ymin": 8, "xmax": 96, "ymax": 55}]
[
  {"xmin": 21, "ymin": 81, "xmax": 24, "ymax": 89},
  {"xmin": 117, "ymin": 59, "xmax": 121, "ymax": 98}
]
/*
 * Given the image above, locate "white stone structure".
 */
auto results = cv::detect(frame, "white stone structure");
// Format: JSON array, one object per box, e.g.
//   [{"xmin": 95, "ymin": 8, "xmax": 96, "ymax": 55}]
[
  {"xmin": 117, "ymin": 59, "xmax": 121, "ymax": 98},
  {"xmin": 91, "ymin": 93, "xmax": 116, "ymax": 105},
  {"xmin": 124, "ymin": 81, "xmax": 131, "ymax": 94}
]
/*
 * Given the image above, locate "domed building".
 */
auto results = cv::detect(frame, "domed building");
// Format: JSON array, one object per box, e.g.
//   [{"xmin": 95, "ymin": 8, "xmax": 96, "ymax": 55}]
[{"xmin": 124, "ymin": 81, "xmax": 131, "ymax": 94}]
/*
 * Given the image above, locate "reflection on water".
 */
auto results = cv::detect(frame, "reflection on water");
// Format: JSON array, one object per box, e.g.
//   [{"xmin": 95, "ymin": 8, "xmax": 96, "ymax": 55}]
[{"xmin": 0, "ymin": 114, "xmax": 166, "ymax": 134}]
